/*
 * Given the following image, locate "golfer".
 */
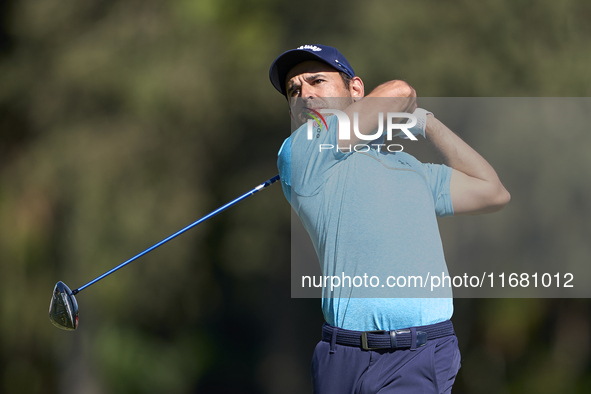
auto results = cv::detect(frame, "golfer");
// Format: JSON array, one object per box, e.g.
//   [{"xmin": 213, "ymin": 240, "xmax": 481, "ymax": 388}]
[{"xmin": 269, "ymin": 45, "xmax": 510, "ymax": 394}]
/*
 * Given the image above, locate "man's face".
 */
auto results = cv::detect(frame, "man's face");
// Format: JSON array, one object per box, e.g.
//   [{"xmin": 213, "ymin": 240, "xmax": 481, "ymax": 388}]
[{"xmin": 285, "ymin": 61, "xmax": 357, "ymax": 126}]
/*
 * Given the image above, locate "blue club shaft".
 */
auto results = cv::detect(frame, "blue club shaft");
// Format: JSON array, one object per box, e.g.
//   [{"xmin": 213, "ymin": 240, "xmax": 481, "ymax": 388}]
[{"xmin": 72, "ymin": 175, "xmax": 280, "ymax": 295}]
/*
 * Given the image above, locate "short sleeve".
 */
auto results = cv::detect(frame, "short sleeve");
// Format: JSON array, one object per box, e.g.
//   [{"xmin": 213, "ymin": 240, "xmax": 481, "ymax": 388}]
[
  {"xmin": 279, "ymin": 115, "xmax": 351, "ymax": 198},
  {"xmin": 421, "ymin": 163, "xmax": 454, "ymax": 217},
  {"xmin": 277, "ymin": 137, "xmax": 292, "ymax": 203}
]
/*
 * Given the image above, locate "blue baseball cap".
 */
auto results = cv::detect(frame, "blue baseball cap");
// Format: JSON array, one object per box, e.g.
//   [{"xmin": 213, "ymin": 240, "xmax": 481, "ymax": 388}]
[{"xmin": 269, "ymin": 44, "xmax": 355, "ymax": 96}]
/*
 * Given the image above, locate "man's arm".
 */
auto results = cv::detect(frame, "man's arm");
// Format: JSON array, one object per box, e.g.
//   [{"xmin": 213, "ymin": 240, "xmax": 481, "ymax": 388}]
[
  {"xmin": 425, "ymin": 115, "xmax": 511, "ymax": 215},
  {"xmin": 339, "ymin": 80, "xmax": 416, "ymax": 148}
]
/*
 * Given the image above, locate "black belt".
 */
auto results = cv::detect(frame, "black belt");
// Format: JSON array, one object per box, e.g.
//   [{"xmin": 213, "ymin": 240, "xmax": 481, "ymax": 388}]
[{"xmin": 322, "ymin": 320, "xmax": 454, "ymax": 351}]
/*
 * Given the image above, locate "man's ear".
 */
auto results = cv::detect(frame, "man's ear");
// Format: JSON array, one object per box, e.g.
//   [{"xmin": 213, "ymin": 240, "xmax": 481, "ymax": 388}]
[{"xmin": 349, "ymin": 76, "xmax": 364, "ymax": 99}]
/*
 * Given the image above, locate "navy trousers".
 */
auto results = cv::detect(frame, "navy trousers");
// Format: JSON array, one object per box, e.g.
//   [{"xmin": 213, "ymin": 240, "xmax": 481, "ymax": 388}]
[{"xmin": 312, "ymin": 327, "xmax": 461, "ymax": 394}]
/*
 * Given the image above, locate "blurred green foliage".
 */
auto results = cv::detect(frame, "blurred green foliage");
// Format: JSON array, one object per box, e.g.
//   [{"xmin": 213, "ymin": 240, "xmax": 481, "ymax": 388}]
[{"xmin": 1, "ymin": 0, "xmax": 590, "ymax": 393}]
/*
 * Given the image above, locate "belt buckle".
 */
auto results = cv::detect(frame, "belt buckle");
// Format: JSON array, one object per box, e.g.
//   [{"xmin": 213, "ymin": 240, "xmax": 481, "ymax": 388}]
[{"xmin": 361, "ymin": 330, "xmax": 387, "ymax": 351}]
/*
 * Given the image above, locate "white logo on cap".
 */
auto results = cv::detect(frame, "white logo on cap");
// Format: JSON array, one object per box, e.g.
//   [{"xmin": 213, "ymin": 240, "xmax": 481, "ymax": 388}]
[{"xmin": 297, "ymin": 45, "xmax": 322, "ymax": 52}]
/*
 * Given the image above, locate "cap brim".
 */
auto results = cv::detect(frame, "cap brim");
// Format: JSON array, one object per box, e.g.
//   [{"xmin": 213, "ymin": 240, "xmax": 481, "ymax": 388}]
[{"xmin": 269, "ymin": 50, "xmax": 337, "ymax": 96}]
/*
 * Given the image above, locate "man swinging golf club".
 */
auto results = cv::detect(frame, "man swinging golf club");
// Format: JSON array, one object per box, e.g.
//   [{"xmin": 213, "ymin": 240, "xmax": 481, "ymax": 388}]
[
  {"xmin": 48, "ymin": 175, "xmax": 280, "ymax": 330},
  {"xmin": 270, "ymin": 44, "xmax": 510, "ymax": 393}
]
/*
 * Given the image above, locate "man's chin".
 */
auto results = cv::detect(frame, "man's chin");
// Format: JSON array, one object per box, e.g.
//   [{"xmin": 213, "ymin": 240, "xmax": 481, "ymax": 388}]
[{"xmin": 296, "ymin": 112, "xmax": 322, "ymax": 125}]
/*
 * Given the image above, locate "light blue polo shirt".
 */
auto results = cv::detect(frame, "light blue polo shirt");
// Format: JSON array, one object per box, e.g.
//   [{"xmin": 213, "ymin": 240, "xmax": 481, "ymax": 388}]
[{"xmin": 278, "ymin": 115, "xmax": 454, "ymax": 331}]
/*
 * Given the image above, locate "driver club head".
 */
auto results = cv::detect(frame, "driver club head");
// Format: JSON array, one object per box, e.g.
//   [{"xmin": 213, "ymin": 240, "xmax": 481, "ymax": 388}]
[{"xmin": 49, "ymin": 281, "xmax": 79, "ymax": 331}]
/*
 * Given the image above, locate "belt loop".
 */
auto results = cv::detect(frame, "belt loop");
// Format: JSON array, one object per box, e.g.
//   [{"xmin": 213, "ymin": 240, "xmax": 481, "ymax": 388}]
[
  {"xmin": 410, "ymin": 327, "xmax": 417, "ymax": 351},
  {"xmin": 330, "ymin": 327, "xmax": 338, "ymax": 354}
]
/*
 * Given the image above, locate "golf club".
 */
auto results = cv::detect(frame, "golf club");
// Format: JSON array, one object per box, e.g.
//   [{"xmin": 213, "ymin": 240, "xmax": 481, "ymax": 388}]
[{"xmin": 49, "ymin": 174, "xmax": 280, "ymax": 331}]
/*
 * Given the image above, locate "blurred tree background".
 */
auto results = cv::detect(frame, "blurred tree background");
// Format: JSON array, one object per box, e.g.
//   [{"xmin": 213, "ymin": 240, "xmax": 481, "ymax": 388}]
[{"xmin": 1, "ymin": 0, "xmax": 590, "ymax": 393}]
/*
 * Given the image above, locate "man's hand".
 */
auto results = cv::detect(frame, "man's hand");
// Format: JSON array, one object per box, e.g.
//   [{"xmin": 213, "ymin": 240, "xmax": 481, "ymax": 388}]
[
  {"xmin": 393, "ymin": 108, "xmax": 431, "ymax": 140},
  {"xmin": 339, "ymin": 80, "xmax": 417, "ymax": 149}
]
